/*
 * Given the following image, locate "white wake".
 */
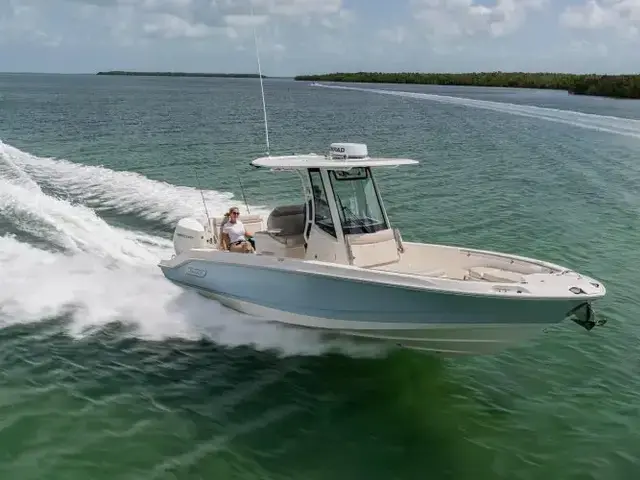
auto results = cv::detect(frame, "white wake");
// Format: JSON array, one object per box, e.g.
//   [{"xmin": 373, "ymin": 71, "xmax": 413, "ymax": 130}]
[
  {"xmin": 0, "ymin": 140, "xmax": 272, "ymax": 225},
  {"xmin": 317, "ymin": 84, "xmax": 640, "ymax": 139},
  {"xmin": 0, "ymin": 141, "xmax": 384, "ymax": 358}
]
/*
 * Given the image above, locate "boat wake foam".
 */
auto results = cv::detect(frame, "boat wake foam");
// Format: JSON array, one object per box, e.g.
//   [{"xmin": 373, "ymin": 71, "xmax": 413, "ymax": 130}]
[
  {"xmin": 0, "ymin": 140, "xmax": 273, "ymax": 226},
  {"xmin": 317, "ymin": 84, "xmax": 640, "ymax": 140},
  {"xmin": 0, "ymin": 140, "xmax": 385, "ymax": 358}
]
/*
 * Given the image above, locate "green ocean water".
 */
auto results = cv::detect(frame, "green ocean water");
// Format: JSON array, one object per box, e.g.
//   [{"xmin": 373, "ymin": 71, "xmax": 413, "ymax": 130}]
[{"xmin": 1, "ymin": 73, "xmax": 640, "ymax": 479}]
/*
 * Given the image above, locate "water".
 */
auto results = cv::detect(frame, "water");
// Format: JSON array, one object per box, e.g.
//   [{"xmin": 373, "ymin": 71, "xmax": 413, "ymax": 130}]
[{"xmin": 1, "ymin": 73, "xmax": 639, "ymax": 479}]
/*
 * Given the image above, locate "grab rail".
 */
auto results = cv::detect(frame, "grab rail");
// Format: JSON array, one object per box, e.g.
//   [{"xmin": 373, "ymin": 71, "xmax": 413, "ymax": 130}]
[{"xmin": 393, "ymin": 228, "xmax": 405, "ymax": 254}]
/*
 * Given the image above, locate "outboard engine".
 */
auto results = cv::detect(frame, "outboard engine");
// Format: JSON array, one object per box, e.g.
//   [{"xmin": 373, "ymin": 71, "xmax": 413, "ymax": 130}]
[{"xmin": 173, "ymin": 217, "xmax": 207, "ymax": 255}]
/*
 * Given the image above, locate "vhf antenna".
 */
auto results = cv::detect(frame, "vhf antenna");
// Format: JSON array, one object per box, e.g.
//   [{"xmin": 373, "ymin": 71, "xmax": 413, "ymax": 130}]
[{"xmin": 251, "ymin": 3, "xmax": 270, "ymax": 157}]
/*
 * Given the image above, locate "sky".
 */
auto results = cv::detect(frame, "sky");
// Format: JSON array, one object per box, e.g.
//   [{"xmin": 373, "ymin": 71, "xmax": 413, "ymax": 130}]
[{"xmin": 0, "ymin": 0, "xmax": 638, "ymax": 75}]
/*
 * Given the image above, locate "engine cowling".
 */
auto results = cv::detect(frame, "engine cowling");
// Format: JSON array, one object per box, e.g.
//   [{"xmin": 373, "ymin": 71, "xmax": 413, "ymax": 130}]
[{"xmin": 173, "ymin": 217, "xmax": 207, "ymax": 255}]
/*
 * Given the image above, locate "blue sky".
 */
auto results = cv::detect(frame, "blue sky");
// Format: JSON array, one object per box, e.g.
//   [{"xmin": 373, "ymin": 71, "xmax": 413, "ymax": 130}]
[{"xmin": 0, "ymin": 0, "xmax": 638, "ymax": 75}]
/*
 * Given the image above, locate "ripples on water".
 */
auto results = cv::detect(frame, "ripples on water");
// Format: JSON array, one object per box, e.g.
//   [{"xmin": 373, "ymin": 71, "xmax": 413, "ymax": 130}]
[{"xmin": 0, "ymin": 75, "xmax": 639, "ymax": 479}]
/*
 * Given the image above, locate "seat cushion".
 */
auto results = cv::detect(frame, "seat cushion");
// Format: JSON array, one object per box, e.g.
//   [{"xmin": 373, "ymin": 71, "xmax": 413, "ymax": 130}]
[{"xmin": 467, "ymin": 266, "xmax": 524, "ymax": 283}]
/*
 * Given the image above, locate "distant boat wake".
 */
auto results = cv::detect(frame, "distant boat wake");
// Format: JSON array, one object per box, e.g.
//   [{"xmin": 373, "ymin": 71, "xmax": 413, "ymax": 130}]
[{"xmin": 316, "ymin": 83, "xmax": 640, "ymax": 140}]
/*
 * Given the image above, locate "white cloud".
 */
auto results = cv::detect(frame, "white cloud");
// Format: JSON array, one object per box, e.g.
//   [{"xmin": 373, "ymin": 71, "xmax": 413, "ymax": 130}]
[
  {"xmin": 54, "ymin": 0, "xmax": 351, "ymax": 43},
  {"xmin": 411, "ymin": 0, "xmax": 547, "ymax": 38},
  {"xmin": 378, "ymin": 26, "xmax": 408, "ymax": 45},
  {"xmin": 560, "ymin": 0, "xmax": 640, "ymax": 38},
  {"xmin": 1, "ymin": 0, "xmax": 640, "ymax": 75},
  {"xmin": 142, "ymin": 13, "xmax": 221, "ymax": 39},
  {"xmin": 224, "ymin": 14, "xmax": 269, "ymax": 27},
  {"xmin": 253, "ymin": 0, "xmax": 342, "ymax": 16},
  {"xmin": 568, "ymin": 39, "xmax": 609, "ymax": 57},
  {"xmin": 319, "ymin": 9, "xmax": 354, "ymax": 29},
  {"xmin": 0, "ymin": 0, "xmax": 62, "ymax": 47}
]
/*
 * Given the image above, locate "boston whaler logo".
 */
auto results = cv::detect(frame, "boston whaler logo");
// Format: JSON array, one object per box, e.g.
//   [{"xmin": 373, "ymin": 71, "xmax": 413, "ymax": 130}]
[{"xmin": 186, "ymin": 266, "xmax": 207, "ymax": 278}]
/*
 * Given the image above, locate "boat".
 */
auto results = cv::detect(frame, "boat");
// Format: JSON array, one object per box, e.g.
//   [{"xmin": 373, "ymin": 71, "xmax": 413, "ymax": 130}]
[
  {"xmin": 158, "ymin": 141, "xmax": 607, "ymax": 355},
  {"xmin": 158, "ymin": 12, "xmax": 606, "ymax": 356}
]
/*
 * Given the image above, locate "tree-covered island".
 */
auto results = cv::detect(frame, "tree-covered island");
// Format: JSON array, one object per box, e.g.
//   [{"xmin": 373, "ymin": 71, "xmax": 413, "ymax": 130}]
[
  {"xmin": 294, "ymin": 72, "xmax": 640, "ymax": 99},
  {"xmin": 97, "ymin": 71, "xmax": 267, "ymax": 78}
]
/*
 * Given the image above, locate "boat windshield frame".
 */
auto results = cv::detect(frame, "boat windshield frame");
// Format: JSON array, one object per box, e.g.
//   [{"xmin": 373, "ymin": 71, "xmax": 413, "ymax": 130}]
[{"xmin": 327, "ymin": 166, "xmax": 390, "ymax": 235}]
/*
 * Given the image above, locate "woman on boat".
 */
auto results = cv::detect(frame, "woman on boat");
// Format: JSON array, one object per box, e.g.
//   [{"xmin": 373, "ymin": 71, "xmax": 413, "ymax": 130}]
[{"xmin": 220, "ymin": 206, "xmax": 255, "ymax": 253}]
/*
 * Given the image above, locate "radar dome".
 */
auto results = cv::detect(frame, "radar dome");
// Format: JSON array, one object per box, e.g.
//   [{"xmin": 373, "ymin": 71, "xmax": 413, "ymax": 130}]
[{"xmin": 329, "ymin": 143, "xmax": 368, "ymax": 159}]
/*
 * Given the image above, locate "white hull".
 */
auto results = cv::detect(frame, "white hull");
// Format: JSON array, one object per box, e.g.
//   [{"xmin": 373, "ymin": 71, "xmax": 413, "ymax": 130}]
[
  {"xmin": 192, "ymin": 288, "xmax": 567, "ymax": 355},
  {"xmin": 159, "ymin": 241, "xmax": 605, "ymax": 356}
]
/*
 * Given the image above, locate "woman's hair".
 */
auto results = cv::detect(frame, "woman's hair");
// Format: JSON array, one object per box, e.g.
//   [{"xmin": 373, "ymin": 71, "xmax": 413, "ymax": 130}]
[{"xmin": 224, "ymin": 206, "xmax": 240, "ymax": 218}]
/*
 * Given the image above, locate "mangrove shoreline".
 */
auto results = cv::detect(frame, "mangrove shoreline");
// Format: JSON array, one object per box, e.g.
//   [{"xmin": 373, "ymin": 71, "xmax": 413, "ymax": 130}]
[{"xmin": 294, "ymin": 72, "xmax": 640, "ymax": 99}]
